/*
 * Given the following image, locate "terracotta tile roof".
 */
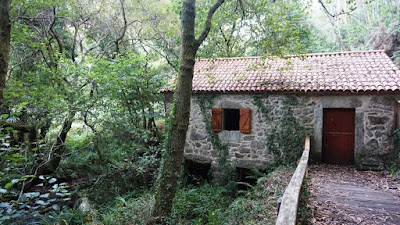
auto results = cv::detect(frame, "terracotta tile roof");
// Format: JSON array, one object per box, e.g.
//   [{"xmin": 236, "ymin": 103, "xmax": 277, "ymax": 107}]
[{"xmin": 161, "ymin": 50, "xmax": 400, "ymax": 93}]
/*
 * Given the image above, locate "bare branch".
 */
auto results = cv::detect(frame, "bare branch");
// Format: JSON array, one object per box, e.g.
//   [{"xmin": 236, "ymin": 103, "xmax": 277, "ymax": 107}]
[
  {"xmin": 237, "ymin": 0, "xmax": 245, "ymax": 17},
  {"xmin": 195, "ymin": 0, "xmax": 225, "ymax": 49},
  {"xmin": 318, "ymin": 0, "xmax": 347, "ymax": 18},
  {"xmin": 318, "ymin": 0, "xmax": 346, "ymax": 51},
  {"xmin": 71, "ymin": 23, "xmax": 78, "ymax": 62},
  {"xmin": 49, "ymin": 7, "xmax": 63, "ymax": 54},
  {"xmin": 114, "ymin": 0, "xmax": 128, "ymax": 57}
]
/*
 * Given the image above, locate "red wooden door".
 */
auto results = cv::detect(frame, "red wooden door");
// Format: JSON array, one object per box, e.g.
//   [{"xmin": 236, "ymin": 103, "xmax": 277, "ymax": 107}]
[{"xmin": 323, "ymin": 108, "xmax": 355, "ymax": 165}]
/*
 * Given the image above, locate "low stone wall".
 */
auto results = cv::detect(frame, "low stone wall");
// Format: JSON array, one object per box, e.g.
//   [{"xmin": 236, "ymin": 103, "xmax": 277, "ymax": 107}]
[{"xmin": 276, "ymin": 137, "xmax": 310, "ymax": 225}]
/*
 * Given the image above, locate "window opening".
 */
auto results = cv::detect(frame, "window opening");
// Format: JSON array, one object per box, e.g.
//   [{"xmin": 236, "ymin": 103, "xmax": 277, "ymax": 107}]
[{"xmin": 224, "ymin": 108, "xmax": 240, "ymax": 130}]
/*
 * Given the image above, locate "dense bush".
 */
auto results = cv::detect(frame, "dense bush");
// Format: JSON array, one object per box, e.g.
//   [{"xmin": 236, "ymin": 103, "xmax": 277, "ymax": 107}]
[
  {"xmin": 167, "ymin": 183, "xmax": 233, "ymax": 225},
  {"xmin": 219, "ymin": 167, "xmax": 293, "ymax": 225},
  {"xmin": 99, "ymin": 193, "xmax": 155, "ymax": 225}
]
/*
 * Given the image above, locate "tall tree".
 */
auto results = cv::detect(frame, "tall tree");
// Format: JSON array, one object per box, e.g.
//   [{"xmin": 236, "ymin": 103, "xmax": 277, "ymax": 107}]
[
  {"xmin": 154, "ymin": 0, "xmax": 225, "ymax": 219},
  {"xmin": 0, "ymin": 0, "xmax": 10, "ymax": 102}
]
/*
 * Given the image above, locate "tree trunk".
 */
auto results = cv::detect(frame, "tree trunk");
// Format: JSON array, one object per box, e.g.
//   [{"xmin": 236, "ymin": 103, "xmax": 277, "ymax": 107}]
[
  {"xmin": 153, "ymin": 0, "xmax": 225, "ymax": 220},
  {"xmin": 0, "ymin": 0, "xmax": 11, "ymax": 102},
  {"xmin": 153, "ymin": 0, "xmax": 196, "ymax": 219},
  {"xmin": 1, "ymin": 122, "xmax": 37, "ymax": 149},
  {"xmin": 35, "ymin": 112, "xmax": 75, "ymax": 175}
]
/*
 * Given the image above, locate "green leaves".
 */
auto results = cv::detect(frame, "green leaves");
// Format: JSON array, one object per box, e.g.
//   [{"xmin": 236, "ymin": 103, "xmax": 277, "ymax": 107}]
[
  {"xmin": 4, "ymin": 182, "xmax": 14, "ymax": 190},
  {"xmin": 198, "ymin": 0, "xmax": 312, "ymax": 58},
  {"xmin": 0, "ymin": 175, "xmax": 72, "ymax": 224},
  {"xmin": 48, "ymin": 178, "xmax": 57, "ymax": 184}
]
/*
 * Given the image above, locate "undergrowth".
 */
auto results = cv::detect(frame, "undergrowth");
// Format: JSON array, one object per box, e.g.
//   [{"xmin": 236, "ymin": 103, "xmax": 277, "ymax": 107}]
[
  {"xmin": 167, "ymin": 166, "xmax": 293, "ymax": 225},
  {"xmin": 297, "ymin": 177, "xmax": 311, "ymax": 224},
  {"xmin": 220, "ymin": 166, "xmax": 294, "ymax": 225}
]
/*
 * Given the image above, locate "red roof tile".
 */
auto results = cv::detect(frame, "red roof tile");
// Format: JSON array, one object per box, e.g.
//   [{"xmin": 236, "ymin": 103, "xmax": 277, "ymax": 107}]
[{"xmin": 161, "ymin": 50, "xmax": 400, "ymax": 93}]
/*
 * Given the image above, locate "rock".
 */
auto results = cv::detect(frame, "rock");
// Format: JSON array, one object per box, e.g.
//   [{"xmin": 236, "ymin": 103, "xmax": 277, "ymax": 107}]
[
  {"xmin": 78, "ymin": 197, "xmax": 91, "ymax": 212},
  {"xmin": 239, "ymin": 147, "xmax": 250, "ymax": 154},
  {"xmin": 375, "ymin": 131, "xmax": 383, "ymax": 138},
  {"xmin": 190, "ymin": 130, "xmax": 206, "ymax": 141},
  {"xmin": 251, "ymin": 141, "xmax": 264, "ymax": 149},
  {"xmin": 368, "ymin": 115, "xmax": 390, "ymax": 125},
  {"xmin": 370, "ymin": 125, "xmax": 385, "ymax": 131},
  {"xmin": 243, "ymin": 135, "xmax": 255, "ymax": 141},
  {"xmin": 235, "ymin": 153, "xmax": 244, "ymax": 158},
  {"xmin": 366, "ymin": 139, "xmax": 379, "ymax": 149},
  {"xmin": 303, "ymin": 108, "xmax": 313, "ymax": 115},
  {"xmin": 228, "ymin": 143, "xmax": 241, "ymax": 147}
]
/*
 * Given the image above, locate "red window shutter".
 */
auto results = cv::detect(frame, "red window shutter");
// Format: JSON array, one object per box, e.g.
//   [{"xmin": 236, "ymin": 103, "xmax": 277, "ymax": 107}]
[
  {"xmin": 211, "ymin": 108, "xmax": 223, "ymax": 132},
  {"xmin": 240, "ymin": 108, "xmax": 251, "ymax": 133}
]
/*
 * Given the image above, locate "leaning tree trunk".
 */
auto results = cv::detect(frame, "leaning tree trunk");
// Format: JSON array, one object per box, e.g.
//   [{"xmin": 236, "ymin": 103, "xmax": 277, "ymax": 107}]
[
  {"xmin": 153, "ymin": 0, "xmax": 225, "ymax": 220},
  {"xmin": 35, "ymin": 111, "xmax": 75, "ymax": 175},
  {"xmin": 0, "ymin": 0, "xmax": 11, "ymax": 103},
  {"xmin": 153, "ymin": 0, "xmax": 196, "ymax": 218}
]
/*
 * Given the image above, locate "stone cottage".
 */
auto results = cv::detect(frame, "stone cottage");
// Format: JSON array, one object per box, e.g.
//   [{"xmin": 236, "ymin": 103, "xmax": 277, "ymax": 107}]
[{"xmin": 162, "ymin": 50, "xmax": 400, "ymax": 171}]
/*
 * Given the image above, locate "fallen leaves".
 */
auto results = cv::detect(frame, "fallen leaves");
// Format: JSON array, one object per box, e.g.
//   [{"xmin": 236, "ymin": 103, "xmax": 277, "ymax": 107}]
[{"xmin": 307, "ymin": 164, "xmax": 400, "ymax": 225}]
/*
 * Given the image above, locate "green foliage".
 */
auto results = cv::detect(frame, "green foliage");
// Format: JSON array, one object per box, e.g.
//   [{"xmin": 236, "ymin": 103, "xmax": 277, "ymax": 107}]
[
  {"xmin": 297, "ymin": 178, "xmax": 311, "ymax": 225},
  {"xmin": 253, "ymin": 96, "xmax": 306, "ymax": 169},
  {"xmin": 197, "ymin": 94, "xmax": 235, "ymax": 189},
  {"xmin": 84, "ymin": 161, "xmax": 157, "ymax": 207},
  {"xmin": 5, "ymin": 0, "xmax": 400, "ymax": 223},
  {"xmin": 198, "ymin": 0, "xmax": 313, "ymax": 57},
  {"xmin": 47, "ymin": 208, "xmax": 90, "ymax": 225},
  {"xmin": 0, "ymin": 119, "xmax": 71, "ymax": 225},
  {"xmin": 0, "ymin": 176, "xmax": 72, "ymax": 225},
  {"xmin": 95, "ymin": 193, "xmax": 155, "ymax": 225},
  {"xmin": 57, "ymin": 125, "xmax": 160, "ymax": 206},
  {"xmin": 391, "ymin": 128, "xmax": 400, "ymax": 175},
  {"xmin": 310, "ymin": 0, "xmax": 400, "ymax": 65},
  {"xmin": 0, "ymin": 128, "xmax": 23, "ymax": 184},
  {"xmin": 167, "ymin": 183, "xmax": 232, "ymax": 225},
  {"xmin": 217, "ymin": 167, "xmax": 293, "ymax": 225}
]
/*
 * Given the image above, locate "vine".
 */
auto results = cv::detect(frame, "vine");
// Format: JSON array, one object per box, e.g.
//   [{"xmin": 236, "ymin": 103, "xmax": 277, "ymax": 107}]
[
  {"xmin": 197, "ymin": 94, "xmax": 235, "ymax": 189},
  {"xmin": 391, "ymin": 129, "xmax": 400, "ymax": 175},
  {"xmin": 252, "ymin": 95, "xmax": 306, "ymax": 169}
]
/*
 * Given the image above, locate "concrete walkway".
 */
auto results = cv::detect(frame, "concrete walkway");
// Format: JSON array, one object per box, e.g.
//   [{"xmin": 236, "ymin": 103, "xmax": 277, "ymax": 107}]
[{"xmin": 307, "ymin": 164, "xmax": 400, "ymax": 225}]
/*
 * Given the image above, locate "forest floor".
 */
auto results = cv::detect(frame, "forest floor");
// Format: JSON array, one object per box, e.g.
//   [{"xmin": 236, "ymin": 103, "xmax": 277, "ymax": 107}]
[{"xmin": 307, "ymin": 164, "xmax": 400, "ymax": 225}]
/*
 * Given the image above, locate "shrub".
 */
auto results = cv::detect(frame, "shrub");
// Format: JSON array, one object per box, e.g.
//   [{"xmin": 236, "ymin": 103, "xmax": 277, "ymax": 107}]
[
  {"xmin": 98, "ymin": 193, "xmax": 154, "ymax": 225},
  {"xmin": 0, "ymin": 176, "xmax": 72, "ymax": 225},
  {"xmin": 220, "ymin": 167, "xmax": 294, "ymax": 225},
  {"xmin": 167, "ymin": 183, "xmax": 233, "ymax": 225}
]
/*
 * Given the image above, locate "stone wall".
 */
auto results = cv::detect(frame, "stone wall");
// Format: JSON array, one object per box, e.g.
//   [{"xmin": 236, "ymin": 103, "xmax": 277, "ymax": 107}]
[
  {"xmin": 358, "ymin": 95, "xmax": 396, "ymax": 169},
  {"xmin": 164, "ymin": 92, "xmax": 400, "ymax": 170}
]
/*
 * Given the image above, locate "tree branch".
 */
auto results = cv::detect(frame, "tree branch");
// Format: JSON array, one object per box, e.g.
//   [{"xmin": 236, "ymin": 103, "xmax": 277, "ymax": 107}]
[
  {"xmin": 318, "ymin": 0, "xmax": 346, "ymax": 51},
  {"xmin": 49, "ymin": 7, "xmax": 63, "ymax": 54},
  {"xmin": 318, "ymin": 0, "xmax": 347, "ymax": 18},
  {"xmin": 114, "ymin": 0, "xmax": 128, "ymax": 57},
  {"xmin": 194, "ymin": 0, "xmax": 225, "ymax": 49}
]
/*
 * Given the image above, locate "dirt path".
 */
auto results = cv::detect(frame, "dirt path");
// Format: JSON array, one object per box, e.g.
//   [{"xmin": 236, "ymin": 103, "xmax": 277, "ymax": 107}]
[{"xmin": 307, "ymin": 164, "xmax": 400, "ymax": 225}]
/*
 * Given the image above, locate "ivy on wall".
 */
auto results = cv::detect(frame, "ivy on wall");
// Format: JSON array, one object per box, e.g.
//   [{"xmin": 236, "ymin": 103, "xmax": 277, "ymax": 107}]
[
  {"xmin": 197, "ymin": 94, "xmax": 235, "ymax": 188},
  {"xmin": 253, "ymin": 95, "xmax": 306, "ymax": 168},
  {"xmin": 195, "ymin": 94, "xmax": 305, "ymax": 185},
  {"xmin": 391, "ymin": 129, "xmax": 400, "ymax": 175}
]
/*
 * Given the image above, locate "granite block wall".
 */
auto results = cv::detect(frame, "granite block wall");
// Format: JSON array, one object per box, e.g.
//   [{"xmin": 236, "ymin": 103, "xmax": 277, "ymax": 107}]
[{"xmin": 164, "ymin": 93, "xmax": 400, "ymax": 170}]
